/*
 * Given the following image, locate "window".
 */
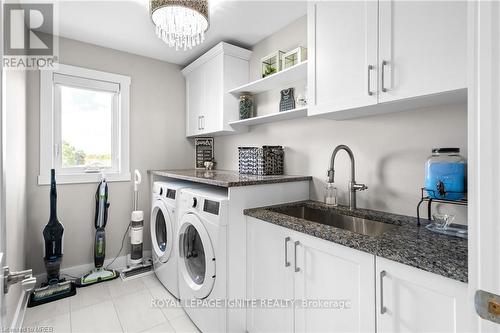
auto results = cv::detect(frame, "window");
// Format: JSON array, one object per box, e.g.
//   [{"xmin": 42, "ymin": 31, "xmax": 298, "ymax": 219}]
[{"xmin": 39, "ymin": 64, "xmax": 130, "ymax": 184}]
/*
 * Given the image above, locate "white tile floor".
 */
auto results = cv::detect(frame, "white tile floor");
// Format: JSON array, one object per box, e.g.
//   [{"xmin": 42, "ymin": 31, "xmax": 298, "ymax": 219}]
[{"xmin": 23, "ymin": 274, "xmax": 200, "ymax": 333}]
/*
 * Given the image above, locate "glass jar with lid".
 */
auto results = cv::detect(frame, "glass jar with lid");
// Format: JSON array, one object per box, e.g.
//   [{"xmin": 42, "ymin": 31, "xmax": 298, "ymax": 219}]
[
  {"xmin": 239, "ymin": 93, "xmax": 254, "ymax": 120},
  {"xmin": 424, "ymin": 148, "xmax": 466, "ymax": 200}
]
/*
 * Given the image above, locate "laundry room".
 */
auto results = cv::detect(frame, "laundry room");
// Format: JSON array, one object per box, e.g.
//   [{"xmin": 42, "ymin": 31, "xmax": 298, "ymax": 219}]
[{"xmin": 1, "ymin": 0, "xmax": 499, "ymax": 333}]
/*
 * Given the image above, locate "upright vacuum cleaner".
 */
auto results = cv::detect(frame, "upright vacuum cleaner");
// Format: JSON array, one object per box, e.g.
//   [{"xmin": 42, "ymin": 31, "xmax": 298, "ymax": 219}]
[
  {"xmin": 28, "ymin": 169, "xmax": 76, "ymax": 307},
  {"xmin": 76, "ymin": 176, "xmax": 118, "ymax": 287},
  {"xmin": 121, "ymin": 170, "xmax": 153, "ymax": 280}
]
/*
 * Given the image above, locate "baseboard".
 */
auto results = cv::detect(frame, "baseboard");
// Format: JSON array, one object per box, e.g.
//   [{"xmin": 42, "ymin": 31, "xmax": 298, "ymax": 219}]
[
  {"xmin": 10, "ymin": 289, "xmax": 29, "ymax": 330},
  {"xmin": 34, "ymin": 251, "xmax": 152, "ymax": 286}
]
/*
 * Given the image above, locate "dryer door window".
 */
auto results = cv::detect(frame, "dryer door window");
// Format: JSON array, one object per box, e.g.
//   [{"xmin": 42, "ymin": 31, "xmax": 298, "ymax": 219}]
[
  {"xmin": 155, "ymin": 211, "xmax": 167, "ymax": 252},
  {"xmin": 178, "ymin": 213, "xmax": 216, "ymax": 299},
  {"xmin": 184, "ymin": 225, "xmax": 205, "ymax": 285},
  {"xmin": 150, "ymin": 201, "xmax": 174, "ymax": 263}
]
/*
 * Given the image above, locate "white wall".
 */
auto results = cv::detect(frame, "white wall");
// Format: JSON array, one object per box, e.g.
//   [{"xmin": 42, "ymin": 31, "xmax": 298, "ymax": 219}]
[
  {"xmin": 26, "ymin": 37, "xmax": 193, "ymax": 274},
  {"xmin": 4, "ymin": 70, "xmax": 28, "ymax": 325},
  {"xmin": 215, "ymin": 16, "xmax": 468, "ymax": 222}
]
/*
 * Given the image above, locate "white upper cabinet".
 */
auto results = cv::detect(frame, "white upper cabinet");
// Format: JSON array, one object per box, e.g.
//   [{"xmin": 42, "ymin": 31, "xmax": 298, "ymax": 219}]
[
  {"xmin": 376, "ymin": 257, "xmax": 473, "ymax": 333},
  {"xmin": 378, "ymin": 0, "xmax": 467, "ymax": 102},
  {"xmin": 308, "ymin": 0, "xmax": 467, "ymax": 119},
  {"xmin": 308, "ymin": 1, "xmax": 378, "ymax": 116},
  {"xmin": 182, "ymin": 42, "xmax": 251, "ymax": 137}
]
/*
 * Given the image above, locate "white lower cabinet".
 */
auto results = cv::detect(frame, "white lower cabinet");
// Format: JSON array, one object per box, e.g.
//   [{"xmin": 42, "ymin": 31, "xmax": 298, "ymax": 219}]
[
  {"xmin": 246, "ymin": 217, "xmax": 375, "ymax": 333},
  {"xmin": 376, "ymin": 257, "xmax": 473, "ymax": 333},
  {"xmin": 247, "ymin": 217, "xmax": 473, "ymax": 333}
]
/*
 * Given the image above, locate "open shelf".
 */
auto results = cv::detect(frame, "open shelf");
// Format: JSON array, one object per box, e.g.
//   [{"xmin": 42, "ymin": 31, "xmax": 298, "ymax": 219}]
[
  {"xmin": 229, "ymin": 107, "xmax": 307, "ymax": 129},
  {"xmin": 228, "ymin": 61, "xmax": 308, "ymax": 96}
]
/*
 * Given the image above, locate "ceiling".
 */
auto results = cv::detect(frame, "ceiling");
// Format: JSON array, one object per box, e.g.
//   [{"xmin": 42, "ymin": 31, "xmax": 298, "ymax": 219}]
[{"xmin": 52, "ymin": 0, "xmax": 307, "ymax": 66}]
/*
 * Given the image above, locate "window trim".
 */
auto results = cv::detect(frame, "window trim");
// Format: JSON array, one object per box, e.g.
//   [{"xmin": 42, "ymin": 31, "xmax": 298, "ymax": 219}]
[{"xmin": 39, "ymin": 64, "xmax": 131, "ymax": 185}]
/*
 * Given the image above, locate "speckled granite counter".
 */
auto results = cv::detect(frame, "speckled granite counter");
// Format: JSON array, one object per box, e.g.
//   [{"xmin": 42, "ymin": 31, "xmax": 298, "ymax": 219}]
[
  {"xmin": 149, "ymin": 169, "xmax": 312, "ymax": 188},
  {"xmin": 245, "ymin": 200, "xmax": 468, "ymax": 283}
]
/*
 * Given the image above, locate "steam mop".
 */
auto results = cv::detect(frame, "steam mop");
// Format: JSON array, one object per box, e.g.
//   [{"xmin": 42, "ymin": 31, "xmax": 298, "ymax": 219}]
[
  {"xmin": 120, "ymin": 170, "xmax": 153, "ymax": 280},
  {"xmin": 28, "ymin": 169, "xmax": 77, "ymax": 307},
  {"xmin": 75, "ymin": 176, "xmax": 118, "ymax": 287}
]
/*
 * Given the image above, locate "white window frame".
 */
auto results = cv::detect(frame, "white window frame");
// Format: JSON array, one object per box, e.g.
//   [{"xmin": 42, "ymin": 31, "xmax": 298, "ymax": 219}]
[{"xmin": 39, "ymin": 64, "xmax": 131, "ymax": 185}]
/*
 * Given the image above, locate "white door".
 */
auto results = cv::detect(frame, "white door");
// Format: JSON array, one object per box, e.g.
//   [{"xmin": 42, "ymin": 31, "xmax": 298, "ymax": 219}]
[
  {"xmin": 468, "ymin": 1, "xmax": 500, "ymax": 331},
  {"xmin": 378, "ymin": 0, "xmax": 467, "ymax": 103},
  {"xmin": 178, "ymin": 213, "xmax": 216, "ymax": 299},
  {"xmin": 185, "ymin": 67, "xmax": 204, "ymax": 136},
  {"xmin": 202, "ymin": 54, "xmax": 223, "ymax": 134},
  {"xmin": 376, "ymin": 257, "xmax": 472, "ymax": 333},
  {"xmin": 308, "ymin": 0, "xmax": 378, "ymax": 116},
  {"xmin": 294, "ymin": 234, "xmax": 375, "ymax": 333},
  {"xmin": 150, "ymin": 200, "xmax": 173, "ymax": 263},
  {"xmin": 246, "ymin": 217, "xmax": 294, "ymax": 333}
]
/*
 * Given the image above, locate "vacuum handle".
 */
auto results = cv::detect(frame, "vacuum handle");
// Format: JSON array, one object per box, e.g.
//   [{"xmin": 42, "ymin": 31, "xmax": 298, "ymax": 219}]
[{"xmin": 134, "ymin": 170, "xmax": 142, "ymax": 190}]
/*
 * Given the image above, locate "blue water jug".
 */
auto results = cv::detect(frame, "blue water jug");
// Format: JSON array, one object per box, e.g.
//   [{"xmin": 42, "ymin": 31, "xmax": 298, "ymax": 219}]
[{"xmin": 424, "ymin": 148, "xmax": 465, "ymax": 200}]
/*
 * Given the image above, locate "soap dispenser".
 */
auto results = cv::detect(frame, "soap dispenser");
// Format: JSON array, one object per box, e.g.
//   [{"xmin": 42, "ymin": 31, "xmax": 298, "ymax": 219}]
[{"xmin": 325, "ymin": 181, "xmax": 338, "ymax": 206}]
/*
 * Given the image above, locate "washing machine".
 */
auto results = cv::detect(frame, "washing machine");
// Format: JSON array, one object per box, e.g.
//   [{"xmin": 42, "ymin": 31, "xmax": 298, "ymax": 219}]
[
  {"xmin": 177, "ymin": 187, "xmax": 229, "ymax": 333},
  {"xmin": 150, "ymin": 180, "xmax": 201, "ymax": 299}
]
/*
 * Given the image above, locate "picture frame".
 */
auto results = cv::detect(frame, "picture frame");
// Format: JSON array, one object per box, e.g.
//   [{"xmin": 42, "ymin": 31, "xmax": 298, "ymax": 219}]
[{"xmin": 195, "ymin": 137, "xmax": 214, "ymax": 169}]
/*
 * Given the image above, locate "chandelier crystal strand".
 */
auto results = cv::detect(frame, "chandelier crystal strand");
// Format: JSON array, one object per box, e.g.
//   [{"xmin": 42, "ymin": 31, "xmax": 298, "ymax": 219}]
[{"xmin": 151, "ymin": 0, "xmax": 209, "ymax": 51}]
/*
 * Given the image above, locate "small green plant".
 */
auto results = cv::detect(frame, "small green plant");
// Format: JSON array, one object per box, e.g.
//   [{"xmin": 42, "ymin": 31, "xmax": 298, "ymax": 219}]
[{"xmin": 263, "ymin": 63, "xmax": 277, "ymax": 78}]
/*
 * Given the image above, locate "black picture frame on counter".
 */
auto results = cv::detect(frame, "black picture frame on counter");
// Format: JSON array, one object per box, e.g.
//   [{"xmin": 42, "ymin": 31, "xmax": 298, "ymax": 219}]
[{"xmin": 195, "ymin": 137, "xmax": 214, "ymax": 169}]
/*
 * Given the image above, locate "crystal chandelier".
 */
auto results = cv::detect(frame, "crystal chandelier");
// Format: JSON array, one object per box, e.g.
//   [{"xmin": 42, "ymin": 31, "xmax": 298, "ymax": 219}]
[{"xmin": 150, "ymin": 0, "xmax": 209, "ymax": 51}]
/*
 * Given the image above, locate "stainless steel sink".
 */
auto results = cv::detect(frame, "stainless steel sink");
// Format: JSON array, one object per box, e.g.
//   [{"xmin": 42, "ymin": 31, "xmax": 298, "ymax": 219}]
[{"xmin": 271, "ymin": 205, "xmax": 399, "ymax": 237}]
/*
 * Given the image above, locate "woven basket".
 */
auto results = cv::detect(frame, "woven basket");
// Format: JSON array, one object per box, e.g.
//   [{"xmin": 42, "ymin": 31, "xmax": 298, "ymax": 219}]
[{"xmin": 238, "ymin": 146, "xmax": 284, "ymax": 175}]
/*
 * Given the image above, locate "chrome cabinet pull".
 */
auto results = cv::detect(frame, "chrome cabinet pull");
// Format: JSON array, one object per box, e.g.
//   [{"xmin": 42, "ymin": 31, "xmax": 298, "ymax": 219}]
[
  {"xmin": 284, "ymin": 237, "xmax": 291, "ymax": 267},
  {"xmin": 381, "ymin": 60, "xmax": 388, "ymax": 92},
  {"xmin": 201, "ymin": 116, "xmax": 205, "ymax": 130},
  {"xmin": 197, "ymin": 116, "xmax": 201, "ymax": 131},
  {"xmin": 380, "ymin": 270, "xmax": 387, "ymax": 314},
  {"xmin": 367, "ymin": 65, "xmax": 374, "ymax": 96},
  {"xmin": 294, "ymin": 241, "xmax": 300, "ymax": 272}
]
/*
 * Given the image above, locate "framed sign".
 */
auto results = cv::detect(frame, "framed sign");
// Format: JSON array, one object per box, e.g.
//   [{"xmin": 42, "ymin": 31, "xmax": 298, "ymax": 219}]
[{"xmin": 195, "ymin": 137, "xmax": 214, "ymax": 169}]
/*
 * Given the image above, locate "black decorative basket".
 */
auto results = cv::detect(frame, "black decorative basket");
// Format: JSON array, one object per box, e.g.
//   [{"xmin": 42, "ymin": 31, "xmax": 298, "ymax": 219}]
[{"xmin": 238, "ymin": 146, "xmax": 284, "ymax": 175}]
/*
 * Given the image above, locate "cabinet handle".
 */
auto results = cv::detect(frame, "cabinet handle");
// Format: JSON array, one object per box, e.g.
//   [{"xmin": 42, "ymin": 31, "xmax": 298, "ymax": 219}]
[
  {"xmin": 197, "ymin": 116, "xmax": 201, "ymax": 130},
  {"xmin": 284, "ymin": 237, "xmax": 291, "ymax": 267},
  {"xmin": 381, "ymin": 60, "xmax": 388, "ymax": 92},
  {"xmin": 201, "ymin": 116, "xmax": 205, "ymax": 130},
  {"xmin": 380, "ymin": 270, "xmax": 387, "ymax": 314},
  {"xmin": 294, "ymin": 241, "xmax": 300, "ymax": 272},
  {"xmin": 367, "ymin": 65, "xmax": 374, "ymax": 96}
]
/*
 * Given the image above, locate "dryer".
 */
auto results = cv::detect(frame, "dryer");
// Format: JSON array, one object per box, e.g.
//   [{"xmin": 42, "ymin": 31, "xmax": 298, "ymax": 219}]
[
  {"xmin": 150, "ymin": 180, "xmax": 199, "ymax": 298},
  {"xmin": 177, "ymin": 187, "xmax": 229, "ymax": 333}
]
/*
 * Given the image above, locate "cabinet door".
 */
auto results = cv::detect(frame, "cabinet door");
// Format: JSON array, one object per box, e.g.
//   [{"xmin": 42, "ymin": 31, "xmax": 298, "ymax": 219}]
[
  {"xmin": 308, "ymin": 1, "xmax": 378, "ymax": 116},
  {"xmin": 201, "ymin": 54, "xmax": 223, "ymax": 134},
  {"xmin": 246, "ymin": 217, "xmax": 294, "ymax": 333},
  {"xmin": 185, "ymin": 68, "xmax": 203, "ymax": 136},
  {"xmin": 376, "ymin": 257, "xmax": 473, "ymax": 333},
  {"xmin": 294, "ymin": 233, "xmax": 376, "ymax": 333},
  {"xmin": 378, "ymin": 0, "xmax": 467, "ymax": 102}
]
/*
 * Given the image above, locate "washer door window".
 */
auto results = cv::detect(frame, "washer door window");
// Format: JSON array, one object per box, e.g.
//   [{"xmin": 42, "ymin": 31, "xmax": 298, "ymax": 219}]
[
  {"xmin": 178, "ymin": 213, "xmax": 215, "ymax": 299},
  {"xmin": 150, "ymin": 200, "xmax": 173, "ymax": 263}
]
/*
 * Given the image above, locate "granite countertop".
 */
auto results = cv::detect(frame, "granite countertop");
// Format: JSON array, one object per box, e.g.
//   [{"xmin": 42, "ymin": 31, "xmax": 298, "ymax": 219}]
[
  {"xmin": 245, "ymin": 200, "xmax": 468, "ymax": 283},
  {"xmin": 149, "ymin": 169, "xmax": 312, "ymax": 188}
]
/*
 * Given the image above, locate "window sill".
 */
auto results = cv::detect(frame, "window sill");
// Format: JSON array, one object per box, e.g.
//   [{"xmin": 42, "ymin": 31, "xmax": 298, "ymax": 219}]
[{"xmin": 37, "ymin": 172, "xmax": 131, "ymax": 185}]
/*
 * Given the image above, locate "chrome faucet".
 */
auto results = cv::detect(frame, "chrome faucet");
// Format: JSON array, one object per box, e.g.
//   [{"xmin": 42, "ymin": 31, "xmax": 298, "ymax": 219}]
[{"xmin": 327, "ymin": 145, "xmax": 368, "ymax": 210}]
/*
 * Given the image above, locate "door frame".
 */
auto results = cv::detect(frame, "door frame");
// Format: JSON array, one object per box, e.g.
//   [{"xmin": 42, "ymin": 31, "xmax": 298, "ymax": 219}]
[
  {"xmin": 0, "ymin": 0, "xmax": 7, "ymax": 326},
  {"xmin": 468, "ymin": 1, "xmax": 500, "ymax": 331}
]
